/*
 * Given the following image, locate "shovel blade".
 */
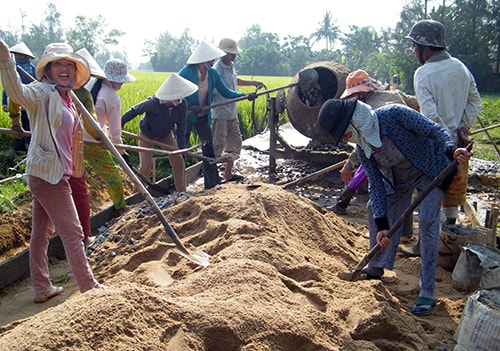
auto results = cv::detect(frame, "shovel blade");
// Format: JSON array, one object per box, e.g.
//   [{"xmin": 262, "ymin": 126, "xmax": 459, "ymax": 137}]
[{"xmin": 173, "ymin": 246, "xmax": 211, "ymax": 267}]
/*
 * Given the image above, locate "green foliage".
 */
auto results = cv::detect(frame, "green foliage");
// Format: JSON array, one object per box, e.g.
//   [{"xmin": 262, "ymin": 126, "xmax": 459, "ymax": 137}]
[
  {"xmin": 2, "ymin": 1, "xmax": 500, "ymax": 92},
  {"xmin": 0, "ymin": 178, "xmax": 29, "ymax": 213},
  {"xmin": 471, "ymin": 94, "xmax": 500, "ymax": 158},
  {"xmin": 0, "ymin": 159, "xmax": 28, "ymax": 213}
]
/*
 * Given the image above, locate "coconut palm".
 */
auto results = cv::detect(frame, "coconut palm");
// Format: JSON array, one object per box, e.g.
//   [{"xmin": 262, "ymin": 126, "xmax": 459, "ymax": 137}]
[{"xmin": 310, "ymin": 11, "xmax": 340, "ymax": 51}]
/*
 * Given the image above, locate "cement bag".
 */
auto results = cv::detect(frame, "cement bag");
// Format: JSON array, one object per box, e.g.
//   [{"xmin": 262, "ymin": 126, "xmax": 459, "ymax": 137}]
[
  {"xmin": 452, "ymin": 242, "xmax": 500, "ymax": 290},
  {"xmin": 438, "ymin": 224, "xmax": 489, "ymax": 272},
  {"xmin": 454, "ymin": 289, "xmax": 500, "ymax": 351}
]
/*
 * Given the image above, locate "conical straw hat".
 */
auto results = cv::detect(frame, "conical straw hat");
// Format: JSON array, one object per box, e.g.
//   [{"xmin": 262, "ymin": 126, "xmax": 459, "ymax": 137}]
[
  {"xmin": 186, "ymin": 41, "xmax": 225, "ymax": 64},
  {"xmin": 156, "ymin": 73, "xmax": 198, "ymax": 101},
  {"xmin": 75, "ymin": 48, "xmax": 106, "ymax": 79},
  {"xmin": 9, "ymin": 42, "xmax": 35, "ymax": 59}
]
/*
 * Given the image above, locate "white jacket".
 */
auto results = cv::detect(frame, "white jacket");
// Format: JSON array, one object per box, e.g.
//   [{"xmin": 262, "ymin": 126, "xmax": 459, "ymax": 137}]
[{"xmin": 0, "ymin": 58, "xmax": 84, "ymax": 184}]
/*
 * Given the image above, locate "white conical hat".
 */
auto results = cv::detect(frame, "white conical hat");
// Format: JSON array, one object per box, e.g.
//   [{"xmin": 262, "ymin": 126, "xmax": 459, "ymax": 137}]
[
  {"xmin": 9, "ymin": 42, "xmax": 35, "ymax": 59},
  {"xmin": 186, "ymin": 41, "xmax": 226, "ymax": 64},
  {"xmin": 75, "ymin": 48, "xmax": 106, "ymax": 79},
  {"xmin": 156, "ymin": 73, "xmax": 198, "ymax": 101}
]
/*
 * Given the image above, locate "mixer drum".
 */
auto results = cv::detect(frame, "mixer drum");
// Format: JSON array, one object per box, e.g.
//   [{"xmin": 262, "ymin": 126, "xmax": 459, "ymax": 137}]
[{"xmin": 286, "ymin": 61, "xmax": 350, "ymax": 143}]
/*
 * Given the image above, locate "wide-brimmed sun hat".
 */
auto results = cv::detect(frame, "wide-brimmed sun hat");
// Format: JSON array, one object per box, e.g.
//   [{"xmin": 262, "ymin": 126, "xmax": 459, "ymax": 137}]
[
  {"xmin": 10, "ymin": 42, "xmax": 35, "ymax": 59},
  {"xmin": 340, "ymin": 69, "xmax": 382, "ymax": 99},
  {"xmin": 104, "ymin": 59, "xmax": 136, "ymax": 83},
  {"xmin": 317, "ymin": 98, "xmax": 358, "ymax": 146},
  {"xmin": 35, "ymin": 43, "xmax": 90, "ymax": 89},
  {"xmin": 75, "ymin": 48, "xmax": 106, "ymax": 79},
  {"xmin": 156, "ymin": 73, "xmax": 198, "ymax": 101},
  {"xmin": 187, "ymin": 41, "xmax": 226, "ymax": 64},
  {"xmin": 218, "ymin": 38, "xmax": 241, "ymax": 54}
]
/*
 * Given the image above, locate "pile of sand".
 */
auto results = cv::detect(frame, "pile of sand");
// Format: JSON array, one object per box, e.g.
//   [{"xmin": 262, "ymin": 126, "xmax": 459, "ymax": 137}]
[{"xmin": 0, "ymin": 183, "xmax": 468, "ymax": 350}]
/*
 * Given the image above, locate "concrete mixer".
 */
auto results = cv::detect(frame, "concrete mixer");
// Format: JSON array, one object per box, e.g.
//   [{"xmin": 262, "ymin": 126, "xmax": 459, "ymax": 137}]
[{"xmin": 285, "ymin": 61, "xmax": 350, "ymax": 144}]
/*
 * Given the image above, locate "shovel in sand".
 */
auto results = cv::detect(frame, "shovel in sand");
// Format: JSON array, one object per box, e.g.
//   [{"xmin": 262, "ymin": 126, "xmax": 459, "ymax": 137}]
[
  {"xmin": 337, "ymin": 144, "xmax": 472, "ymax": 281},
  {"xmin": 70, "ymin": 94, "xmax": 210, "ymax": 267},
  {"xmin": 16, "ymin": 66, "xmax": 210, "ymax": 267}
]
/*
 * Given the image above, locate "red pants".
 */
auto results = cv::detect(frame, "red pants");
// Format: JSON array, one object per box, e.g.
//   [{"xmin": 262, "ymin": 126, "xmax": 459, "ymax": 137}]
[{"xmin": 69, "ymin": 175, "xmax": 91, "ymax": 237}]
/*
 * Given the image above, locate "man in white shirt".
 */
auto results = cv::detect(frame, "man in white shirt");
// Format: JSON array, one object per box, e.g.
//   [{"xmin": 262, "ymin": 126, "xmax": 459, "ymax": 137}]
[{"xmin": 408, "ymin": 19, "xmax": 481, "ymax": 226}]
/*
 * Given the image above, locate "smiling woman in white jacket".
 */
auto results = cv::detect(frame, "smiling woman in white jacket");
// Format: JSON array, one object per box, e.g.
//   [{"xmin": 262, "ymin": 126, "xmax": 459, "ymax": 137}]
[{"xmin": 0, "ymin": 39, "xmax": 104, "ymax": 303}]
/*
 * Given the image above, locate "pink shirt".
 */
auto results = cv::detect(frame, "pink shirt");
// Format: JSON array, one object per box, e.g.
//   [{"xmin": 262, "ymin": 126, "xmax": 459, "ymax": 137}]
[
  {"xmin": 56, "ymin": 93, "xmax": 78, "ymax": 175},
  {"xmin": 95, "ymin": 81, "xmax": 123, "ymax": 144}
]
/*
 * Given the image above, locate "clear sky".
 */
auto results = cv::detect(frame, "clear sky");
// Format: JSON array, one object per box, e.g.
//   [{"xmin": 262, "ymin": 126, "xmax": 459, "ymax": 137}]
[{"xmin": 1, "ymin": 0, "xmax": 406, "ymax": 64}]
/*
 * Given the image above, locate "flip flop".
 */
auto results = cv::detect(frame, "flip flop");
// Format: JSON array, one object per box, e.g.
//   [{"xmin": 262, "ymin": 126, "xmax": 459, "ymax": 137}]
[
  {"xmin": 411, "ymin": 296, "xmax": 436, "ymax": 316},
  {"xmin": 34, "ymin": 286, "xmax": 64, "ymax": 303}
]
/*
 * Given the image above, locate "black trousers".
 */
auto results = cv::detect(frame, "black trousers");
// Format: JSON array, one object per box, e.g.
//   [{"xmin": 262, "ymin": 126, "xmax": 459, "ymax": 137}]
[{"xmin": 186, "ymin": 115, "xmax": 220, "ymax": 189}]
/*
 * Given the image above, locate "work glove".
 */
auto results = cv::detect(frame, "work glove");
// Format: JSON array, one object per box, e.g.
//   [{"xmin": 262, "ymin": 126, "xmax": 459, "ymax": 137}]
[
  {"xmin": 2, "ymin": 105, "xmax": 7, "ymax": 113},
  {"xmin": 246, "ymin": 93, "xmax": 257, "ymax": 101}
]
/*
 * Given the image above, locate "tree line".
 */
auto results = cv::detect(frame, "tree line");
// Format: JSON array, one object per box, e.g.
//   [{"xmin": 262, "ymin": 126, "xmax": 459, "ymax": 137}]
[{"xmin": 1, "ymin": 0, "xmax": 499, "ymax": 94}]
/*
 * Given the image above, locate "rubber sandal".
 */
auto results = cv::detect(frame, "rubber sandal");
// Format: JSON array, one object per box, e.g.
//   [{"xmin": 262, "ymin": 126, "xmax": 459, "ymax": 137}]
[
  {"xmin": 360, "ymin": 268, "xmax": 383, "ymax": 280},
  {"xmin": 84, "ymin": 236, "xmax": 96, "ymax": 248},
  {"xmin": 411, "ymin": 297, "xmax": 435, "ymax": 316},
  {"xmin": 34, "ymin": 286, "xmax": 64, "ymax": 303}
]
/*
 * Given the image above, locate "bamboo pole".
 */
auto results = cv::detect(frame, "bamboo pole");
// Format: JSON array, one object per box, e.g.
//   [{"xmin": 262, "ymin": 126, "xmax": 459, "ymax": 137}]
[
  {"xmin": 0, "ymin": 127, "xmax": 197, "ymax": 157},
  {"xmin": 281, "ymin": 160, "xmax": 346, "ymax": 189},
  {"xmin": 122, "ymin": 130, "xmax": 216, "ymax": 163}
]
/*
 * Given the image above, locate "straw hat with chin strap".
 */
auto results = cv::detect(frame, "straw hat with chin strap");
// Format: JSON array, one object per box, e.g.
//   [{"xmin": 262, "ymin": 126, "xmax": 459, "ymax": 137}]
[{"xmin": 35, "ymin": 43, "xmax": 90, "ymax": 89}]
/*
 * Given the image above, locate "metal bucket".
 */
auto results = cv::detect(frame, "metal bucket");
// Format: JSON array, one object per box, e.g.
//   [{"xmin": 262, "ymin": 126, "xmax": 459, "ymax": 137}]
[{"xmin": 286, "ymin": 61, "xmax": 350, "ymax": 143}]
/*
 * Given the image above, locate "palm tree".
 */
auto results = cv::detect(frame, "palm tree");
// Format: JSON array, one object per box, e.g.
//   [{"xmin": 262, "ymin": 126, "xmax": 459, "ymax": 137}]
[{"xmin": 310, "ymin": 11, "xmax": 340, "ymax": 51}]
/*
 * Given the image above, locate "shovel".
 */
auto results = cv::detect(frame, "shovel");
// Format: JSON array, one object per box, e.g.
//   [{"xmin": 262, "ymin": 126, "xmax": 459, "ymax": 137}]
[
  {"xmin": 194, "ymin": 83, "xmax": 298, "ymax": 113},
  {"xmin": 70, "ymin": 95, "xmax": 210, "ymax": 267},
  {"xmin": 16, "ymin": 66, "xmax": 210, "ymax": 267},
  {"xmin": 337, "ymin": 145, "xmax": 472, "ymax": 281},
  {"xmin": 122, "ymin": 130, "xmax": 217, "ymax": 163},
  {"xmin": 129, "ymin": 165, "xmax": 172, "ymax": 197}
]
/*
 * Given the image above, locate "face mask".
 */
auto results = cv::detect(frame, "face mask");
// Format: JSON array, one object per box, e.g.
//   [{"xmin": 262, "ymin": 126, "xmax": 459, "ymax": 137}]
[
  {"xmin": 16, "ymin": 56, "xmax": 30, "ymax": 64},
  {"xmin": 345, "ymin": 124, "xmax": 362, "ymax": 145}
]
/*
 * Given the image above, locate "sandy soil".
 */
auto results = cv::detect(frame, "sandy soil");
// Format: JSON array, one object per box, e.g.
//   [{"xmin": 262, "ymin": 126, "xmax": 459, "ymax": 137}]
[{"xmin": 0, "ymin": 168, "xmax": 480, "ymax": 350}]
